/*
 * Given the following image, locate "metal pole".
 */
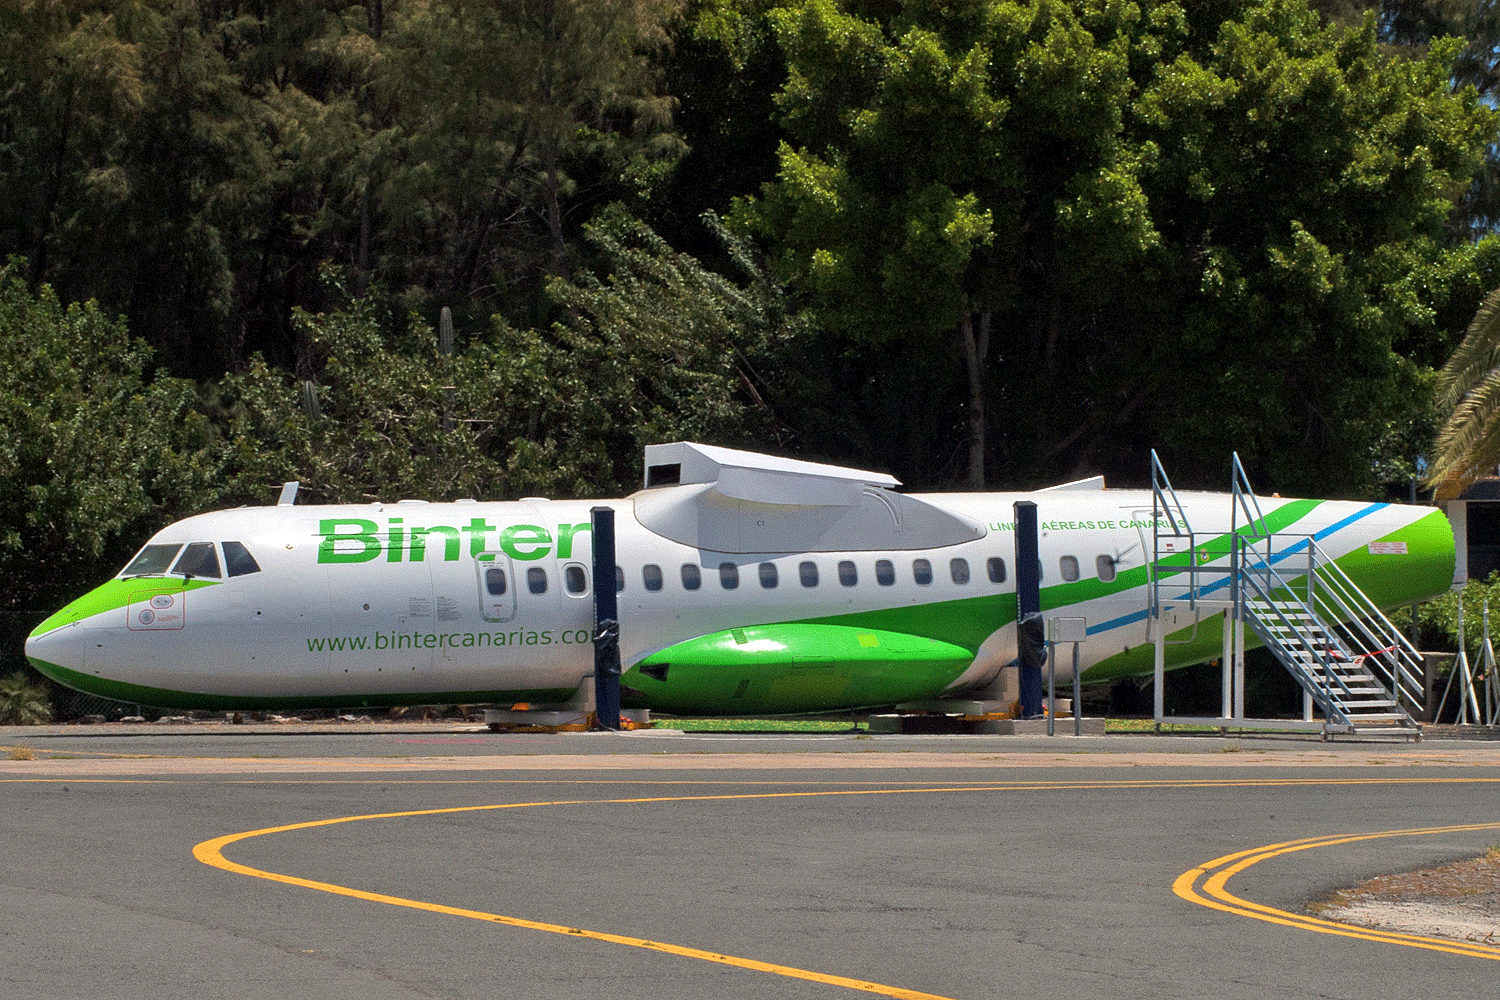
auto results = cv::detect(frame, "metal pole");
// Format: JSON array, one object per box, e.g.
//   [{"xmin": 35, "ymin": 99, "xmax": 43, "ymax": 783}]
[
  {"xmin": 1463, "ymin": 621, "xmax": 1483, "ymax": 725},
  {"xmin": 1229, "ymin": 515, "xmax": 1240, "ymax": 724},
  {"xmin": 1484, "ymin": 600, "xmax": 1497, "ymax": 727},
  {"xmin": 1435, "ymin": 603, "xmax": 1467, "ymax": 725},
  {"xmin": 1456, "ymin": 601, "xmax": 1480, "ymax": 724},
  {"xmin": 1221, "ymin": 611, "xmax": 1232, "ymax": 721},
  {"xmin": 1153, "ymin": 620, "xmax": 1165, "ymax": 728},
  {"xmin": 1073, "ymin": 640, "xmax": 1082, "ymax": 737},
  {"xmin": 590, "ymin": 506, "xmax": 621, "ymax": 730},
  {"xmin": 1047, "ymin": 648, "xmax": 1056, "ymax": 737},
  {"xmin": 1306, "ymin": 539, "xmax": 1315, "ymax": 611}
]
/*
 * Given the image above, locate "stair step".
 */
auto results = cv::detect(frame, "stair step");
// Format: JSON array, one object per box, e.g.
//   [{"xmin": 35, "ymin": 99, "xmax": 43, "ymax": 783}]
[{"xmin": 1174, "ymin": 556, "xmax": 1418, "ymax": 734}]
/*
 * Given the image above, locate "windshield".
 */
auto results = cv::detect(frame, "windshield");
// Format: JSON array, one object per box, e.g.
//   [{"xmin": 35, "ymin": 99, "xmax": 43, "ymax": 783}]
[
  {"xmin": 172, "ymin": 541, "xmax": 221, "ymax": 579},
  {"xmin": 222, "ymin": 541, "xmax": 261, "ymax": 577},
  {"xmin": 121, "ymin": 544, "xmax": 183, "ymax": 577}
]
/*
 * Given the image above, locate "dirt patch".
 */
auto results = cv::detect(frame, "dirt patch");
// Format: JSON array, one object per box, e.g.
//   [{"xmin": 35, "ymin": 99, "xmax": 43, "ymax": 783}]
[{"xmin": 1313, "ymin": 849, "xmax": 1500, "ymax": 946}]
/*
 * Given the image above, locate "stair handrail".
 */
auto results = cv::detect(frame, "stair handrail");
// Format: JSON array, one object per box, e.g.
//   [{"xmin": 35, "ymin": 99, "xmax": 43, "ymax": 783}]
[
  {"xmin": 1239, "ymin": 530, "xmax": 1421, "ymax": 726},
  {"xmin": 1301, "ymin": 538, "xmax": 1426, "ymax": 713},
  {"xmin": 1229, "ymin": 453, "xmax": 1273, "ymax": 643},
  {"xmin": 1233, "ymin": 539, "xmax": 1361, "ymax": 726},
  {"xmin": 1229, "ymin": 454, "xmax": 1272, "ymax": 546},
  {"xmin": 1150, "ymin": 450, "xmax": 1199, "ymax": 614}
]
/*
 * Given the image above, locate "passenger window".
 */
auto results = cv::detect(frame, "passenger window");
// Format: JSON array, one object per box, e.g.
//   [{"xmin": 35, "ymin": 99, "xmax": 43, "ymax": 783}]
[
  {"xmin": 564, "ymin": 564, "xmax": 587, "ymax": 595},
  {"xmin": 222, "ymin": 541, "xmax": 261, "ymax": 577},
  {"xmin": 950, "ymin": 558, "xmax": 970, "ymax": 585},
  {"xmin": 876, "ymin": 560, "xmax": 895, "ymax": 586},
  {"xmin": 1060, "ymin": 556, "xmax": 1080, "ymax": 582},
  {"xmin": 1096, "ymin": 554, "xmax": 1117, "ymax": 583},
  {"xmin": 838, "ymin": 561, "xmax": 858, "ymax": 587},
  {"xmin": 681, "ymin": 564, "xmax": 702, "ymax": 590},
  {"xmin": 123, "ymin": 543, "xmax": 182, "ymax": 577},
  {"xmin": 912, "ymin": 559, "xmax": 932, "ymax": 585},
  {"xmin": 799, "ymin": 561, "xmax": 819, "ymax": 587},
  {"xmin": 173, "ymin": 542, "xmax": 221, "ymax": 579},
  {"xmin": 759, "ymin": 562, "xmax": 778, "ymax": 589},
  {"xmin": 987, "ymin": 557, "xmax": 1006, "ymax": 584},
  {"xmin": 485, "ymin": 567, "xmax": 508, "ymax": 596},
  {"xmin": 527, "ymin": 567, "xmax": 548, "ymax": 595},
  {"xmin": 719, "ymin": 563, "xmax": 739, "ymax": 589},
  {"xmin": 643, "ymin": 564, "xmax": 664, "ymax": 592}
]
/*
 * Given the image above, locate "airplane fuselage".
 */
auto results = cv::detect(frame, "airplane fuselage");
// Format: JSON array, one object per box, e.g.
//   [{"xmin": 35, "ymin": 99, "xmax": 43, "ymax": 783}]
[{"xmin": 25, "ymin": 477, "xmax": 1456, "ymax": 715}]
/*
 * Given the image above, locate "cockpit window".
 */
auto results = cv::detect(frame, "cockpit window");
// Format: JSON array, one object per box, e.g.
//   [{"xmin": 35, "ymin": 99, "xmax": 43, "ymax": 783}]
[
  {"xmin": 172, "ymin": 542, "xmax": 222, "ymax": 579},
  {"xmin": 121, "ymin": 544, "xmax": 182, "ymax": 577},
  {"xmin": 222, "ymin": 541, "xmax": 262, "ymax": 577}
]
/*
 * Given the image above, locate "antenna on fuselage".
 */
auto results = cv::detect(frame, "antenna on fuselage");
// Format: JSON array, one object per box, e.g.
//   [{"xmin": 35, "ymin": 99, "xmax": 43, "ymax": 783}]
[{"xmin": 277, "ymin": 482, "xmax": 300, "ymax": 506}]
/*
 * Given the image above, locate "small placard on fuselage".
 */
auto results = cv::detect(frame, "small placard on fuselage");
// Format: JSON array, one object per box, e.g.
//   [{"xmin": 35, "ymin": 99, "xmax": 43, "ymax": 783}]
[{"xmin": 1048, "ymin": 616, "xmax": 1087, "ymax": 644}]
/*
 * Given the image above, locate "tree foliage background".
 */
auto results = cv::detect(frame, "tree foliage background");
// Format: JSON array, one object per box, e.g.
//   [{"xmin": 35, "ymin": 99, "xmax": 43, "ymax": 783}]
[{"xmin": 6, "ymin": 0, "xmax": 1500, "ymax": 682}]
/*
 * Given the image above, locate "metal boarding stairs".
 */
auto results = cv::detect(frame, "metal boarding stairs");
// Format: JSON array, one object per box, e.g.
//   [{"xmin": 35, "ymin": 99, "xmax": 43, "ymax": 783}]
[{"xmin": 1149, "ymin": 453, "xmax": 1423, "ymax": 740}]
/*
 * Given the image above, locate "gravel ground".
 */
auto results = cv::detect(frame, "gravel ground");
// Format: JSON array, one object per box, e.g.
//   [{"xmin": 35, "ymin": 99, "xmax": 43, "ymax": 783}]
[{"xmin": 1312, "ymin": 850, "xmax": 1500, "ymax": 946}]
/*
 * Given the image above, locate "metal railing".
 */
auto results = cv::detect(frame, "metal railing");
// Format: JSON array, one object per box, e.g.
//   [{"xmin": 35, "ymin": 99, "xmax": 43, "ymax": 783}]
[
  {"xmin": 1148, "ymin": 451, "xmax": 1420, "ymax": 737},
  {"xmin": 1235, "ymin": 531, "xmax": 1421, "ymax": 729}
]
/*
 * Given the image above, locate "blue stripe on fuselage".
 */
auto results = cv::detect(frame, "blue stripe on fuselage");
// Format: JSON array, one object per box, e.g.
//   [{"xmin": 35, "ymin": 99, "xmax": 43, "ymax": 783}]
[{"xmin": 1084, "ymin": 503, "xmax": 1388, "ymax": 637}]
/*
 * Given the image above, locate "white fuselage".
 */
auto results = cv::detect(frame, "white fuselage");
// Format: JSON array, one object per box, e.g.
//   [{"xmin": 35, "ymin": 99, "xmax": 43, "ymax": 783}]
[{"xmin": 26, "ymin": 481, "xmax": 1455, "ymax": 713}]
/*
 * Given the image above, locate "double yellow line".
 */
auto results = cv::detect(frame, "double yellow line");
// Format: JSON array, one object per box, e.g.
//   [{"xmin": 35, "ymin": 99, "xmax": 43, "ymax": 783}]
[
  {"xmin": 195, "ymin": 790, "xmax": 972, "ymax": 1000},
  {"xmin": 193, "ymin": 781, "xmax": 1500, "ymax": 997},
  {"xmin": 1174, "ymin": 823, "xmax": 1500, "ymax": 960}
]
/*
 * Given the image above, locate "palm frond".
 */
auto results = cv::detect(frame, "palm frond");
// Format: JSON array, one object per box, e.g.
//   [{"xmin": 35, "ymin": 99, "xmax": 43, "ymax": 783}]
[
  {"xmin": 1440, "ymin": 285, "xmax": 1500, "ymax": 408},
  {"xmin": 1428, "ymin": 285, "xmax": 1500, "ymax": 497}
]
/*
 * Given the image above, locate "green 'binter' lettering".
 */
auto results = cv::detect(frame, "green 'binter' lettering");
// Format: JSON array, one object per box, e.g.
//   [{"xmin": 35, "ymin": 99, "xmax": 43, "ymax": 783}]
[{"xmin": 319, "ymin": 519, "xmax": 382, "ymax": 563}]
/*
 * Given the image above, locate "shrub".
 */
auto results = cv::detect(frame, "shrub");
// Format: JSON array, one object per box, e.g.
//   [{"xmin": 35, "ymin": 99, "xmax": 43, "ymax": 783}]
[{"xmin": 0, "ymin": 671, "xmax": 53, "ymax": 725}]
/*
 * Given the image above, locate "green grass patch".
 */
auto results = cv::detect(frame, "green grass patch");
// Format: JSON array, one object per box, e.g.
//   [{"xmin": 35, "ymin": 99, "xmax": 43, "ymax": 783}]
[
  {"xmin": 1105, "ymin": 718, "xmax": 1317, "ymax": 734},
  {"xmin": 653, "ymin": 717, "xmax": 864, "ymax": 733},
  {"xmin": 1107, "ymin": 719, "xmax": 1225, "ymax": 734}
]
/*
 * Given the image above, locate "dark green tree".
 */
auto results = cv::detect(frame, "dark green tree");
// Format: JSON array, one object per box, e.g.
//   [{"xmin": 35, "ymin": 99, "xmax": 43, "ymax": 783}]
[
  {"xmin": 0, "ymin": 260, "xmax": 239, "ymax": 673},
  {"xmin": 735, "ymin": 1, "xmax": 1499, "ymax": 494},
  {"xmin": 375, "ymin": 0, "xmax": 685, "ymax": 324},
  {"xmin": 228, "ymin": 212, "xmax": 800, "ymax": 505},
  {"xmin": 1314, "ymin": 1, "xmax": 1500, "ymax": 235},
  {"xmin": 544, "ymin": 209, "xmax": 805, "ymax": 476},
  {"xmin": 0, "ymin": 1, "xmax": 380, "ymax": 376}
]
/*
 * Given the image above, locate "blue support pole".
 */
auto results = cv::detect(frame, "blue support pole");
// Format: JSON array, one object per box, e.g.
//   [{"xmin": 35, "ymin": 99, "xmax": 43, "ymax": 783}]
[
  {"xmin": 591, "ymin": 506, "xmax": 621, "ymax": 730},
  {"xmin": 1014, "ymin": 500, "xmax": 1045, "ymax": 718}
]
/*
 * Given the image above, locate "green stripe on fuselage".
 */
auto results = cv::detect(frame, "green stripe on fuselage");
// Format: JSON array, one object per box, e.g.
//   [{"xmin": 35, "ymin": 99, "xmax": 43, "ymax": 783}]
[
  {"xmin": 785, "ymin": 500, "xmax": 1326, "ymax": 652},
  {"xmin": 31, "ymin": 577, "xmax": 219, "ymax": 635},
  {"xmin": 1082, "ymin": 506, "xmax": 1454, "ymax": 682}
]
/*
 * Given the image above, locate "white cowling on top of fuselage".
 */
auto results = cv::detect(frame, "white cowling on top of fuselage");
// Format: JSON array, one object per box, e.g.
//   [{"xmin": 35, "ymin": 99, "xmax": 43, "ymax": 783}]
[{"xmin": 633, "ymin": 441, "xmax": 986, "ymax": 553}]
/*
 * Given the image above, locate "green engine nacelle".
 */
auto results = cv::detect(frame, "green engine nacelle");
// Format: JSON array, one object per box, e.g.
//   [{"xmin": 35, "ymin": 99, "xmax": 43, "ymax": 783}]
[{"xmin": 621, "ymin": 623, "xmax": 977, "ymax": 716}]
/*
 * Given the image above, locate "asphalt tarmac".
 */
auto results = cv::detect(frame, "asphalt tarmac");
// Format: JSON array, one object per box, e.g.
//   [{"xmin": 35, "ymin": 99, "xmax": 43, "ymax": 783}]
[{"xmin": 3, "ymin": 724, "xmax": 1499, "ymax": 1000}]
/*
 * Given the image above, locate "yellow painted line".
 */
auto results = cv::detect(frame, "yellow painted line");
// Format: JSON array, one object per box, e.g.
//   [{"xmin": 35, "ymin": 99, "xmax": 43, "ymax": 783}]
[
  {"xmin": 192, "ymin": 777, "xmax": 1500, "ymax": 992},
  {"xmin": 196, "ymin": 788, "xmax": 987, "ymax": 999},
  {"xmin": 1175, "ymin": 823, "xmax": 1500, "ymax": 960}
]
